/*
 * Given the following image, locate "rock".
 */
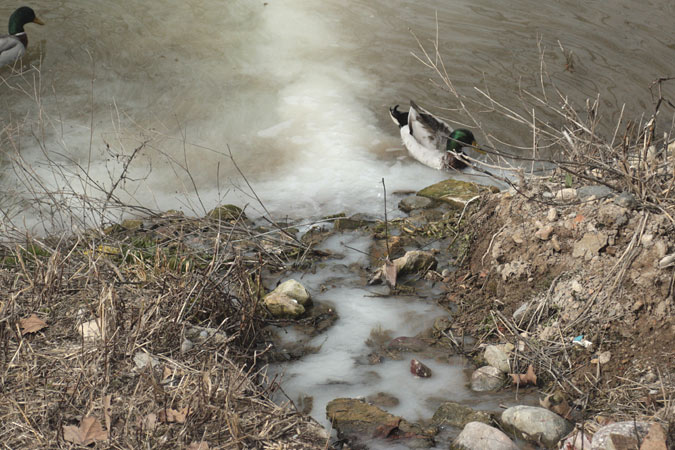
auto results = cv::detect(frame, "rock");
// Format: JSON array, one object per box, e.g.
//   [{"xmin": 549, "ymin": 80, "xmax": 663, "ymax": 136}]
[
  {"xmin": 417, "ymin": 179, "xmax": 497, "ymax": 209},
  {"xmin": 410, "ymin": 359, "xmax": 432, "ymax": 377},
  {"xmin": 263, "ymin": 280, "xmax": 312, "ymax": 318},
  {"xmin": 640, "ymin": 423, "xmax": 668, "ymax": 450},
  {"xmin": 577, "ymin": 185, "xmax": 614, "ymax": 200},
  {"xmin": 470, "ymin": 366, "xmax": 504, "ymax": 391},
  {"xmin": 366, "ymin": 392, "xmax": 400, "ymax": 408},
  {"xmin": 658, "ymin": 253, "xmax": 675, "ymax": 269},
  {"xmin": 432, "ymin": 402, "xmax": 491, "ymax": 428},
  {"xmin": 554, "ymin": 188, "xmax": 577, "ymax": 200},
  {"xmin": 326, "ymin": 398, "xmax": 433, "ymax": 447},
  {"xmin": 546, "ymin": 208, "xmax": 558, "ymax": 222},
  {"xmin": 613, "ymin": 192, "xmax": 638, "ymax": 209},
  {"xmin": 597, "ymin": 204, "xmax": 628, "ymax": 228},
  {"xmin": 591, "ymin": 421, "xmax": 651, "ymax": 449},
  {"xmin": 535, "ymin": 225, "xmax": 554, "ymax": 241},
  {"xmin": 180, "ymin": 338, "xmax": 194, "ymax": 353},
  {"xmin": 121, "ymin": 219, "xmax": 143, "ymax": 230},
  {"xmin": 185, "ymin": 325, "xmax": 228, "ymax": 345},
  {"xmin": 79, "ymin": 319, "xmax": 103, "ymax": 341},
  {"xmin": 386, "ymin": 337, "xmax": 429, "ymax": 353},
  {"xmin": 513, "ymin": 301, "xmax": 532, "ymax": 323},
  {"xmin": 369, "ymin": 250, "xmax": 437, "ymax": 286},
  {"xmin": 597, "ymin": 351, "xmax": 611, "ymax": 365},
  {"xmin": 560, "ymin": 429, "xmax": 592, "ymax": 450},
  {"xmin": 134, "ymin": 351, "xmax": 160, "ymax": 369},
  {"xmin": 572, "ymin": 232, "xmax": 608, "ymax": 260},
  {"xmin": 512, "ymin": 230, "xmax": 525, "ymax": 244},
  {"xmin": 370, "ymin": 235, "xmax": 406, "ymax": 265},
  {"xmin": 484, "ymin": 344, "xmax": 513, "ymax": 373},
  {"xmin": 334, "ymin": 214, "xmax": 374, "ymax": 231},
  {"xmin": 551, "ymin": 235, "xmax": 561, "ymax": 252},
  {"xmin": 263, "ymin": 292, "xmax": 305, "ymax": 318},
  {"xmin": 207, "ymin": 204, "xmax": 246, "ymax": 221},
  {"xmin": 454, "ymin": 422, "xmax": 518, "ymax": 450},
  {"xmin": 398, "ymin": 195, "xmax": 434, "ymax": 213},
  {"xmin": 501, "ymin": 405, "xmax": 572, "ymax": 447},
  {"xmin": 273, "ymin": 279, "xmax": 312, "ymax": 306}
]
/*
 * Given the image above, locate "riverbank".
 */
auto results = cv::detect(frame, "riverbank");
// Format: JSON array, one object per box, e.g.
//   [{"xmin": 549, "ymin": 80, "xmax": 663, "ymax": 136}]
[{"xmin": 1, "ymin": 164, "xmax": 672, "ymax": 448}]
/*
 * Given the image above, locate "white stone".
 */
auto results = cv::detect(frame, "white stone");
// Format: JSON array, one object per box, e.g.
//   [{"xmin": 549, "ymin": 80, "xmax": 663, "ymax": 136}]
[
  {"xmin": 79, "ymin": 318, "xmax": 103, "ymax": 341},
  {"xmin": 501, "ymin": 405, "xmax": 572, "ymax": 446},
  {"xmin": 454, "ymin": 422, "xmax": 518, "ymax": 450},
  {"xmin": 555, "ymin": 188, "xmax": 577, "ymax": 200},
  {"xmin": 273, "ymin": 279, "xmax": 311, "ymax": 305},
  {"xmin": 484, "ymin": 344, "xmax": 512, "ymax": 373},
  {"xmin": 134, "ymin": 351, "xmax": 159, "ymax": 369},
  {"xmin": 591, "ymin": 421, "xmax": 650, "ymax": 449},
  {"xmin": 470, "ymin": 366, "xmax": 504, "ymax": 391}
]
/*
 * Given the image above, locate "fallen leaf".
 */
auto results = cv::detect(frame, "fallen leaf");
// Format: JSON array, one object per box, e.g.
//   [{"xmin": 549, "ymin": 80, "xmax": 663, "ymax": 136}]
[
  {"xmin": 19, "ymin": 314, "xmax": 48, "ymax": 335},
  {"xmin": 162, "ymin": 365, "xmax": 172, "ymax": 380},
  {"xmin": 63, "ymin": 416, "xmax": 108, "ymax": 445},
  {"xmin": 510, "ymin": 364, "xmax": 537, "ymax": 386},
  {"xmin": 158, "ymin": 407, "xmax": 189, "ymax": 424},
  {"xmin": 540, "ymin": 390, "xmax": 572, "ymax": 419},
  {"xmin": 374, "ymin": 418, "xmax": 401, "ymax": 439},
  {"xmin": 640, "ymin": 423, "xmax": 667, "ymax": 450},
  {"xmin": 188, "ymin": 442, "xmax": 210, "ymax": 450}
]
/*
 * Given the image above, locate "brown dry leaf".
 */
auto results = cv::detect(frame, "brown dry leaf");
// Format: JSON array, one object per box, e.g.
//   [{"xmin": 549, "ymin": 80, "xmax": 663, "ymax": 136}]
[
  {"xmin": 162, "ymin": 365, "xmax": 172, "ymax": 380},
  {"xmin": 140, "ymin": 413, "xmax": 157, "ymax": 431},
  {"xmin": 510, "ymin": 364, "xmax": 537, "ymax": 386},
  {"xmin": 158, "ymin": 407, "xmax": 189, "ymax": 424},
  {"xmin": 383, "ymin": 259, "xmax": 397, "ymax": 287},
  {"xmin": 640, "ymin": 423, "xmax": 667, "ymax": 450},
  {"xmin": 63, "ymin": 416, "xmax": 108, "ymax": 445},
  {"xmin": 540, "ymin": 390, "xmax": 572, "ymax": 419},
  {"xmin": 187, "ymin": 442, "xmax": 210, "ymax": 450},
  {"xmin": 19, "ymin": 314, "xmax": 47, "ymax": 335}
]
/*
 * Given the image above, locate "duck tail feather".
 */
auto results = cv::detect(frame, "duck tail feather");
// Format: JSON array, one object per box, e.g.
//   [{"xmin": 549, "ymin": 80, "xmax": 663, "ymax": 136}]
[{"xmin": 389, "ymin": 105, "xmax": 408, "ymax": 128}]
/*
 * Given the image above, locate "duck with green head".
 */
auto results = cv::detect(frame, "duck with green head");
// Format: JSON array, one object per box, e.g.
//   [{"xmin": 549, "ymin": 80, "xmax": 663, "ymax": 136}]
[
  {"xmin": 0, "ymin": 6, "xmax": 44, "ymax": 68},
  {"xmin": 390, "ymin": 101, "xmax": 483, "ymax": 170}
]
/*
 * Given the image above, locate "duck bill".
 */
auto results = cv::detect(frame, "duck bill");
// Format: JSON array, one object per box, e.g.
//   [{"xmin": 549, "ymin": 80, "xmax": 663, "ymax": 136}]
[
  {"xmin": 472, "ymin": 140, "xmax": 486, "ymax": 154},
  {"xmin": 33, "ymin": 17, "xmax": 45, "ymax": 25}
]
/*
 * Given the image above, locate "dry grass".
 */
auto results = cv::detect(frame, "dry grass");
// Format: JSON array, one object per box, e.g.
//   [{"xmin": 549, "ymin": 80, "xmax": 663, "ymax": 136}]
[{"xmin": 0, "ymin": 212, "xmax": 328, "ymax": 449}]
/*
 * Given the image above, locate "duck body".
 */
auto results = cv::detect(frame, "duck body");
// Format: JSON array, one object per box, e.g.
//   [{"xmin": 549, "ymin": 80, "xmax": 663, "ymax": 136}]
[
  {"xmin": 0, "ymin": 7, "xmax": 44, "ymax": 68},
  {"xmin": 390, "ymin": 101, "xmax": 478, "ymax": 170}
]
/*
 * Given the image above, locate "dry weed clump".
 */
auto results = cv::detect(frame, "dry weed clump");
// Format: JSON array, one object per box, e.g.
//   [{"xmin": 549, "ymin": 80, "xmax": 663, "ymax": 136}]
[
  {"xmin": 0, "ymin": 213, "xmax": 328, "ymax": 449},
  {"xmin": 411, "ymin": 30, "xmax": 674, "ymax": 431}
]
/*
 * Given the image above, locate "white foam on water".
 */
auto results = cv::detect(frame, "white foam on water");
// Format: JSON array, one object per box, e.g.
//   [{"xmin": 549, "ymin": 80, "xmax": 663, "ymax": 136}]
[
  {"xmin": 1, "ymin": 0, "xmax": 453, "ymax": 234},
  {"xmin": 270, "ymin": 232, "xmax": 473, "ymax": 430}
]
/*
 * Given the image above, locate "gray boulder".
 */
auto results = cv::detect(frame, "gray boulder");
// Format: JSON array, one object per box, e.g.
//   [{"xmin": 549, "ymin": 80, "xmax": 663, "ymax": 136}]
[
  {"xmin": 590, "ymin": 421, "xmax": 650, "ymax": 449},
  {"xmin": 470, "ymin": 366, "xmax": 504, "ymax": 392},
  {"xmin": 454, "ymin": 422, "xmax": 518, "ymax": 450},
  {"xmin": 501, "ymin": 405, "xmax": 572, "ymax": 447}
]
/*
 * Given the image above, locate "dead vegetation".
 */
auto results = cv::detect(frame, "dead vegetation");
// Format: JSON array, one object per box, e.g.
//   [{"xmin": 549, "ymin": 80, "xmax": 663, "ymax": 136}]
[
  {"xmin": 410, "ymin": 31, "xmax": 674, "ymax": 436},
  {"xmin": 0, "ymin": 212, "xmax": 328, "ymax": 449}
]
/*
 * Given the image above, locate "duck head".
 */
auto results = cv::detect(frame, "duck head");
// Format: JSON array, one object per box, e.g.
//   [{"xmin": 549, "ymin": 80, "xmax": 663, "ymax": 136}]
[
  {"xmin": 447, "ymin": 129, "xmax": 482, "ymax": 154},
  {"xmin": 9, "ymin": 6, "xmax": 44, "ymax": 34}
]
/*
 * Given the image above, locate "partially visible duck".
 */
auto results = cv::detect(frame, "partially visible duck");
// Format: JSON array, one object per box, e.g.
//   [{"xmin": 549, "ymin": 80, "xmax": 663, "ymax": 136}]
[
  {"xmin": 0, "ymin": 6, "xmax": 44, "ymax": 68},
  {"xmin": 390, "ymin": 101, "xmax": 482, "ymax": 170}
]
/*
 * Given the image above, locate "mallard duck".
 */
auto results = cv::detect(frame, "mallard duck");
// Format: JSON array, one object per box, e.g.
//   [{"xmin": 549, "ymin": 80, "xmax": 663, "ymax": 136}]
[
  {"xmin": 390, "ymin": 101, "xmax": 482, "ymax": 170},
  {"xmin": 0, "ymin": 7, "xmax": 44, "ymax": 68}
]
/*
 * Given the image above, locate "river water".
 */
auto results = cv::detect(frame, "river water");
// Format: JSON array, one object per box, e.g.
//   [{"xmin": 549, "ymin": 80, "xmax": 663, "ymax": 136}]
[
  {"xmin": 2, "ymin": 1, "xmax": 673, "ymax": 443},
  {"xmin": 1, "ymin": 0, "xmax": 674, "ymax": 232}
]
